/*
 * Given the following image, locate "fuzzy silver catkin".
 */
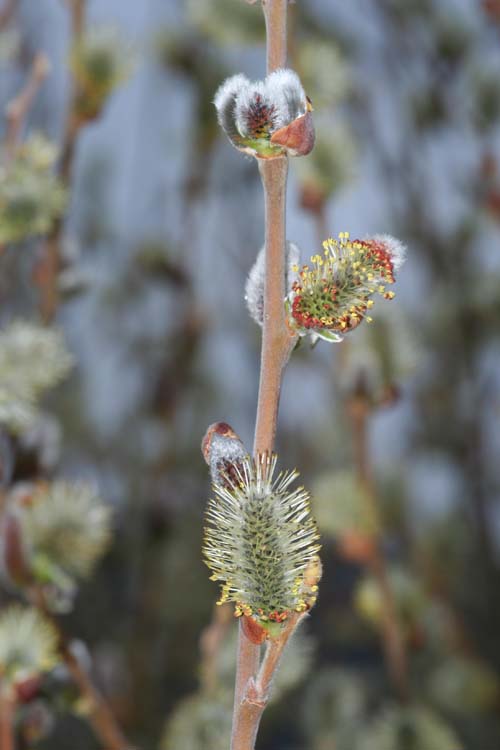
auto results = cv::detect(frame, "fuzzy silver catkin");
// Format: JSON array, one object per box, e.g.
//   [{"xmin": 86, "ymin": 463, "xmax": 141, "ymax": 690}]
[
  {"xmin": 0, "ymin": 135, "xmax": 67, "ymax": 245},
  {"xmin": 214, "ymin": 69, "xmax": 309, "ymax": 154},
  {"xmin": 12, "ymin": 481, "xmax": 112, "ymax": 596},
  {"xmin": 70, "ymin": 25, "xmax": 132, "ymax": 121},
  {"xmin": 201, "ymin": 421, "xmax": 250, "ymax": 490},
  {"xmin": 213, "ymin": 73, "xmax": 250, "ymax": 140},
  {"xmin": 208, "ymin": 431, "xmax": 249, "ymax": 488},
  {"xmin": 245, "ymin": 241, "xmax": 300, "ymax": 327},
  {"xmin": 0, "ymin": 605, "xmax": 58, "ymax": 686},
  {"xmin": 234, "ymin": 80, "xmax": 271, "ymax": 136},
  {"xmin": 266, "ymin": 69, "xmax": 308, "ymax": 125},
  {"xmin": 0, "ymin": 321, "xmax": 73, "ymax": 433}
]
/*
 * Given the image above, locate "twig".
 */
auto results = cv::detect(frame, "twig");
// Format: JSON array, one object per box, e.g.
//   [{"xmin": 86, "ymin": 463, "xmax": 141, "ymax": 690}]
[
  {"xmin": 262, "ymin": 0, "xmax": 288, "ymax": 77},
  {"xmin": 56, "ymin": 638, "xmax": 130, "ymax": 750},
  {"xmin": 59, "ymin": 0, "xmax": 85, "ymax": 182},
  {"xmin": 232, "ymin": 614, "xmax": 304, "ymax": 750},
  {"xmin": 36, "ymin": 0, "xmax": 85, "ymax": 323},
  {"xmin": 65, "ymin": 0, "xmax": 85, "ymax": 38},
  {"xmin": 347, "ymin": 393, "xmax": 409, "ymax": 701},
  {"xmin": 231, "ymin": 3, "xmax": 296, "ymax": 750},
  {"xmin": 253, "ymin": 158, "xmax": 295, "ymax": 453},
  {"xmin": 4, "ymin": 53, "xmax": 51, "ymax": 160},
  {"xmin": 231, "ymin": 623, "xmax": 261, "ymax": 750},
  {"xmin": 0, "ymin": 0, "xmax": 17, "ymax": 31},
  {"xmin": 253, "ymin": 0, "xmax": 297, "ymax": 456},
  {"xmin": 199, "ymin": 603, "xmax": 233, "ymax": 693},
  {"xmin": 252, "ymin": 612, "xmax": 304, "ymax": 701},
  {"xmin": 0, "ymin": 692, "xmax": 15, "ymax": 750},
  {"xmin": 31, "ymin": 587, "xmax": 131, "ymax": 750}
]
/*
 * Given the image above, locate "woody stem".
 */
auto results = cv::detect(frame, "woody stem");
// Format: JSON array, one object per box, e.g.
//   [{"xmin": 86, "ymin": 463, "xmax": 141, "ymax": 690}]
[{"xmin": 230, "ymin": 2, "xmax": 292, "ymax": 749}]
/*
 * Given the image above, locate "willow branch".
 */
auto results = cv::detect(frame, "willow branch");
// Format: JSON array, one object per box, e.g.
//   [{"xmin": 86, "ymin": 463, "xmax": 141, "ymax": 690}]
[
  {"xmin": 0, "ymin": 0, "xmax": 16, "ymax": 31},
  {"xmin": 253, "ymin": 157, "xmax": 294, "ymax": 454},
  {"xmin": 231, "ymin": 2, "xmax": 294, "ymax": 749},
  {"xmin": 199, "ymin": 603, "xmax": 233, "ymax": 693},
  {"xmin": 4, "ymin": 53, "xmax": 51, "ymax": 160},
  {"xmin": 253, "ymin": 612, "xmax": 304, "ymax": 699},
  {"xmin": 262, "ymin": 0, "xmax": 288, "ymax": 78},
  {"xmin": 65, "ymin": 0, "xmax": 85, "ymax": 37},
  {"xmin": 31, "ymin": 588, "xmax": 130, "ymax": 750},
  {"xmin": 56, "ymin": 637, "xmax": 130, "ymax": 750},
  {"xmin": 231, "ymin": 625, "xmax": 262, "ymax": 750},
  {"xmin": 232, "ymin": 613, "xmax": 304, "ymax": 750},
  {"xmin": 252, "ymin": 0, "xmax": 296, "ymax": 455},
  {"xmin": 0, "ymin": 693, "xmax": 15, "ymax": 750},
  {"xmin": 37, "ymin": 0, "xmax": 85, "ymax": 323},
  {"xmin": 348, "ymin": 395, "xmax": 409, "ymax": 701},
  {"xmin": 59, "ymin": 0, "xmax": 85, "ymax": 182}
]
